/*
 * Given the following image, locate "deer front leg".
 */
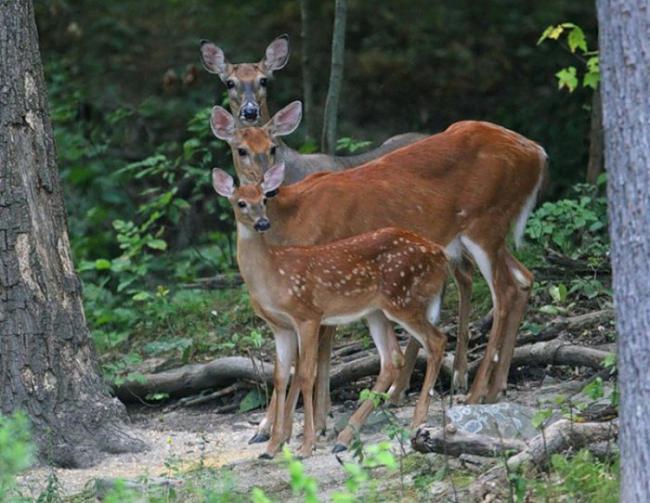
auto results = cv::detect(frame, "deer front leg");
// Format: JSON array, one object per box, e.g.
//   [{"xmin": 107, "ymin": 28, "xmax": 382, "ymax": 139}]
[
  {"xmin": 261, "ymin": 328, "xmax": 297, "ymax": 459},
  {"xmin": 295, "ymin": 320, "xmax": 321, "ymax": 458},
  {"xmin": 451, "ymin": 257, "xmax": 473, "ymax": 393}
]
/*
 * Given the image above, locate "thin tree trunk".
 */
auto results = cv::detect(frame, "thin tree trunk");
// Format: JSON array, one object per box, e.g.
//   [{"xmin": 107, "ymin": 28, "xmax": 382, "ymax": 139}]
[
  {"xmin": 321, "ymin": 0, "xmax": 348, "ymax": 155},
  {"xmin": 597, "ymin": 1, "xmax": 650, "ymax": 500},
  {"xmin": 300, "ymin": 0, "xmax": 317, "ymax": 142},
  {"xmin": 586, "ymin": 89, "xmax": 604, "ymax": 184},
  {"xmin": 0, "ymin": 0, "xmax": 146, "ymax": 467}
]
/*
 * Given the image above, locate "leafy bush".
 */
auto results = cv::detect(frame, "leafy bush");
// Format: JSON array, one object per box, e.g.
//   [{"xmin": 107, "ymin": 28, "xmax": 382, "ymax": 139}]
[
  {"xmin": 0, "ymin": 412, "xmax": 33, "ymax": 501},
  {"xmin": 526, "ymin": 180, "xmax": 608, "ymax": 264}
]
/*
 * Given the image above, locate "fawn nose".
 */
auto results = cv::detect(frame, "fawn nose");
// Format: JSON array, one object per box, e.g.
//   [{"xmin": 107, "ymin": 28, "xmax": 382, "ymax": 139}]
[
  {"xmin": 241, "ymin": 105, "xmax": 259, "ymax": 122},
  {"xmin": 254, "ymin": 218, "xmax": 271, "ymax": 232}
]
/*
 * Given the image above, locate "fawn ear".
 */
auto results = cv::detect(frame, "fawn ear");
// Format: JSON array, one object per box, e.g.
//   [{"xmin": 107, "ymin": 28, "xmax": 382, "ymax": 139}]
[
  {"xmin": 212, "ymin": 168, "xmax": 235, "ymax": 198},
  {"xmin": 262, "ymin": 162, "xmax": 286, "ymax": 194},
  {"xmin": 265, "ymin": 101, "xmax": 302, "ymax": 137},
  {"xmin": 200, "ymin": 40, "xmax": 232, "ymax": 80},
  {"xmin": 260, "ymin": 34, "xmax": 290, "ymax": 74},
  {"xmin": 210, "ymin": 106, "xmax": 236, "ymax": 142}
]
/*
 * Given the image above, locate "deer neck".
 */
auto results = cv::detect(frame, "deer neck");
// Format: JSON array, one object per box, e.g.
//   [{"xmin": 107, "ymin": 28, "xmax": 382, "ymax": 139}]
[{"xmin": 235, "ymin": 222, "xmax": 279, "ymax": 296}]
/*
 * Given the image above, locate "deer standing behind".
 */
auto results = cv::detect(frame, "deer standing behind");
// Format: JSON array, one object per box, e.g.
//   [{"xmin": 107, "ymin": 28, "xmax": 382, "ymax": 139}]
[
  {"xmin": 212, "ymin": 163, "xmax": 449, "ymax": 458},
  {"xmin": 210, "ymin": 102, "xmax": 547, "ymax": 449},
  {"xmin": 199, "ymin": 35, "xmax": 427, "ymax": 183}
]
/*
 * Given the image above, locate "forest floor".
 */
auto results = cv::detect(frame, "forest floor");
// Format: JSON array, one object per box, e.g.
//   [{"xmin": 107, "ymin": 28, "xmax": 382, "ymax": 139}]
[{"xmin": 16, "ymin": 310, "xmax": 617, "ymax": 502}]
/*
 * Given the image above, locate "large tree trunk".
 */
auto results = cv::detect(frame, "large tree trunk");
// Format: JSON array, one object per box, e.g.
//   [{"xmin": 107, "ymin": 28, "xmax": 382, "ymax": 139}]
[
  {"xmin": 597, "ymin": 1, "xmax": 650, "ymax": 500},
  {"xmin": 0, "ymin": 0, "xmax": 146, "ymax": 467},
  {"xmin": 321, "ymin": 0, "xmax": 348, "ymax": 155},
  {"xmin": 300, "ymin": 0, "xmax": 317, "ymax": 142}
]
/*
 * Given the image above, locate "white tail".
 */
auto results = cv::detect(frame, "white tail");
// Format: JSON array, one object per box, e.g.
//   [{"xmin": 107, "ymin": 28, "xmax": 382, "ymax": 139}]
[{"xmin": 213, "ymin": 166, "xmax": 449, "ymax": 458}]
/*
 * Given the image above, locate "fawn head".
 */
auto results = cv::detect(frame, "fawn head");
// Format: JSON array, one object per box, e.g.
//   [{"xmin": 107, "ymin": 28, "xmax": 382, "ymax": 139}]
[
  {"xmin": 211, "ymin": 101, "xmax": 302, "ymax": 183},
  {"xmin": 212, "ymin": 163, "xmax": 286, "ymax": 233},
  {"xmin": 200, "ymin": 35, "xmax": 290, "ymax": 125}
]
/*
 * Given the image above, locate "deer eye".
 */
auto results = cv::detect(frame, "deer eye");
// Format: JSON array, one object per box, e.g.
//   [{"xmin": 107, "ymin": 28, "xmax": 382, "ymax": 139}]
[
  {"xmin": 237, "ymin": 200, "xmax": 246, "ymax": 208},
  {"xmin": 270, "ymin": 146, "xmax": 277, "ymax": 156},
  {"xmin": 262, "ymin": 197, "xmax": 268, "ymax": 205},
  {"xmin": 237, "ymin": 148, "xmax": 248, "ymax": 157},
  {"xmin": 259, "ymin": 77, "xmax": 267, "ymax": 87},
  {"xmin": 226, "ymin": 80, "xmax": 235, "ymax": 89}
]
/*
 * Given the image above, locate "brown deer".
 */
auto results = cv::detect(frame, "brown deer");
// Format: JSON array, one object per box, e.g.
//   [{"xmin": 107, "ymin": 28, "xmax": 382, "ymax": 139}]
[
  {"xmin": 199, "ymin": 35, "xmax": 427, "ymax": 183},
  {"xmin": 212, "ymin": 162, "xmax": 449, "ymax": 458},
  {"xmin": 200, "ymin": 35, "xmax": 428, "ymax": 437},
  {"xmin": 210, "ymin": 102, "xmax": 547, "ymax": 450}
]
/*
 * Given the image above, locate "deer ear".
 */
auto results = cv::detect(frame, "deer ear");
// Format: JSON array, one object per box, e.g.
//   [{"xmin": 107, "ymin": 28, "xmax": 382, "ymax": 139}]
[
  {"xmin": 260, "ymin": 34, "xmax": 290, "ymax": 74},
  {"xmin": 262, "ymin": 162, "xmax": 286, "ymax": 194},
  {"xmin": 210, "ymin": 106, "xmax": 236, "ymax": 142},
  {"xmin": 212, "ymin": 168, "xmax": 235, "ymax": 198},
  {"xmin": 265, "ymin": 101, "xmax": 302, "ymax": 137},
  {"xmin": 200, "ymin": 40, "xmax": 232, "ymax": 79}
]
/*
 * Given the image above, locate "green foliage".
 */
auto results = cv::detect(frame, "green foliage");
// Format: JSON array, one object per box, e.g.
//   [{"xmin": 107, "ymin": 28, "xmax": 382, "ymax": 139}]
[
  {"xmin": 336, "ymin": 137, "xmax": 373, "ymax": 154},
  {"xmin": 0, "ymin": 412, "xmax": 33, "ymax": 501},
  {"xmin": 530, "ymin": 450, "xmax": 619, "ymax": 502},
  {"xmin": 526, "ymin": 182, "xmax": 608, "ymax": 263},
  {"xmin": 538, "ymin": 22, "xmax": 599, "ymax": 91}
]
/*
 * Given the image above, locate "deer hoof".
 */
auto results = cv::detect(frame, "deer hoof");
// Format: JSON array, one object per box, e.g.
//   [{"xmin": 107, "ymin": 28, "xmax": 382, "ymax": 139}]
[
  {"xmin": 258, "ymin": 451, "xmax": 275, "ymax": 460},
  {"xmin": 249, "ymin": 432, "xmax": 270, "ymax": 444},
  {"xmin": 332, "ymin": 443, "xmax": 347, "ymax": 454}
]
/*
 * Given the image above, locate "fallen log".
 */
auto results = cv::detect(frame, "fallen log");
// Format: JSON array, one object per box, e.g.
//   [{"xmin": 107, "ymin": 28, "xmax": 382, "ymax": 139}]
[
  {"xmin": 114, "ymin": 356, "xmax": 273, "ymax": 403},
  {"xmin": 469, "ymin": 419, "xmax": 618, "ymax": 499},
  {"xmin": 412, "ymin": 423, "xmax": 526, "ymax": 457},
  {"xmin": 467, "ymin": 339, "xmax": 613, "ymax": 379}
]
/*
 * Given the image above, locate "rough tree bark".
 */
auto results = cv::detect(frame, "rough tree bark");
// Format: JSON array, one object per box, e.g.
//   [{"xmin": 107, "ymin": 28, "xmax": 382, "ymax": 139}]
[
  {"xmin": 0, "ymin": 0, "xmax": 146, "ymax": 467},
  {"xmin": 300, "ymin": 0, "xmax": 317, "ymax": 141},
  {"xmin": 597, "ymin": 1, "xmax": 650, "ymax": 500},
  {"xmin": 321, "ymin": 0, "xmax": 348, "ymax": 154}
]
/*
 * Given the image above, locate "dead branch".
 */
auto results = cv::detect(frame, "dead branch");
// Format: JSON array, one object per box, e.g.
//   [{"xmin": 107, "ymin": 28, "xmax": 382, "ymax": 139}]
[
  {"xmin": 470, "ymin": 419, "xmax": 618, "ymax": 499},
  {"xmin": 179, "ymin": 273, "xmax": 243, "ymax": 290},
  {"xmin": 412, "ymin": 424, "xmax": 526, "ymax": 457},
  {"xmin": 168, "ymin": 382, "xmax": 244, "ymax": 410}
]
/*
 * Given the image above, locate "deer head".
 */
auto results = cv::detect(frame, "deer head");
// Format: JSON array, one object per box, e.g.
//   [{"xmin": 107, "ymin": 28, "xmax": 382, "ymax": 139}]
[
  {"xmin": 210, "ymin": 101, "xmax": 302, "ymax": 183},
  {"xmin": 212, "ymin": 162, "xmax": 286, "ymax": 233},
  {"xmin": 200, "ymin": 35, "xmax": 290, "ymax": 125}
]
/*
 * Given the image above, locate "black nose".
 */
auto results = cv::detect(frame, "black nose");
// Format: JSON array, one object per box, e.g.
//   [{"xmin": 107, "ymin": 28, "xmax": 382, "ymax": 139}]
[
  {"xmin": 254, "ymin": 218, "xmax": 271, "ymax": 232},
  {"xmin": 242, "ymin": 106, "xmax": 258, "ymax": 121}
]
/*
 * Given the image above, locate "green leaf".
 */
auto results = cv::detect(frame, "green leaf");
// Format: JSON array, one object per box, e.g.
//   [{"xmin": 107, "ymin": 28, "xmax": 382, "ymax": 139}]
[
  {"xmin": 95, "ymin": 258, "xmax": 112, "ymax": 270},
  {"xmin": 568, "ymin": 26, "xmax": 587, "ymax": 53},
  {"xmin": 239, "ymin": 388, "xmax": 265, "ymax": 412},
  {"xmin": 583, "ymin": 71, "xmax": 600, "ymax": 90},
  {"xmin": 132, "ymin": 291, "xmax": 152, "ymax": 301},
  {"xmin": 537, "ymin": 24, "xmax": 565, "ymax": 44},
  {"xmin": 556, "ymin": 66, "xmax": 579, "ymax": 92},
  {"xmin": 146, "ymin": 239, "xmax": 167, "ymax": 251},
  {"xmin": 532, "ymin": 408, "xmax": 553, "ymax": 429}
]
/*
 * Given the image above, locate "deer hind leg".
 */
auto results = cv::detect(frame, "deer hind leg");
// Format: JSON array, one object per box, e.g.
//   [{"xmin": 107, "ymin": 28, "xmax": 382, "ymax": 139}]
[
  {"xmin": 464, "ymin": 240, "xmax": 528, "ymax": 404},
  {"xmin": 313, "ymin": 326, "xmax": 335, "ymax": 435},
  {"xmin": 261, "ymin": 328, "xmax": 297, "ymax": 459},
  {"xmin": 334, "ymin": 312, "xmax": 402, "ymax": 452},
  {"xmin": 451, "ymin": 256, "xmax": 474, "ymax": 392},
  {"xmin": 485, "ymin": 252, "xmax": 533, "ymax": 402},
  {"xmin": 386, "ymin": 336, "xmax": 419, "ymax": 405},
  {"xmin": 393, "ymin": 311, "xmax": 447, "ymax": 429}
]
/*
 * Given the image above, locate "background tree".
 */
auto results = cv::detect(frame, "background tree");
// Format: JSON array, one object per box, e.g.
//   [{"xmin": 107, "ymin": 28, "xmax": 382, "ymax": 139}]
[
  {"xmin": 300, "ymin": 0, "xmax": 317, "ymax": 142},
  {"xmin": 0, "ymin": 0, "xmax": 146, "ymax": 467},
  {"xmin": 597, "ymin": 0, "xmax": 650, "ymax": 500},
  {"xmin": 321, "ymin": 0, "xmax": 348, "ymax": 154}
]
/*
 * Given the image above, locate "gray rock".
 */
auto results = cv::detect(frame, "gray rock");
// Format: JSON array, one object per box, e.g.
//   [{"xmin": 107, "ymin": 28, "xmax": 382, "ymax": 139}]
[{"xmin": 446, "ymin": 403, "xmax": 539, "ymax": 440}]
